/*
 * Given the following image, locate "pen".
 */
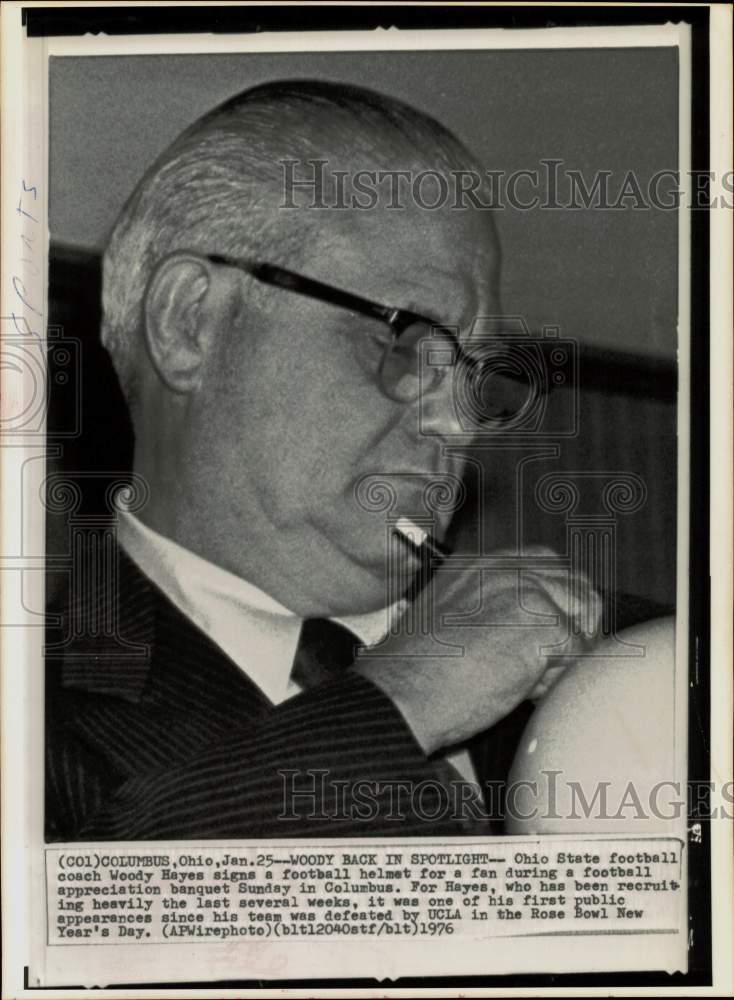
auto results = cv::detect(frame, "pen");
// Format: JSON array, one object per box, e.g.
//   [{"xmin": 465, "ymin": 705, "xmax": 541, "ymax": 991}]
[
  {"xmin": 393, "ymin": 516, "xmax": 449, "ymax": 602},
  {"xmin": 393, "ymin": 515, "xmax": 449, "ymax": 561}
]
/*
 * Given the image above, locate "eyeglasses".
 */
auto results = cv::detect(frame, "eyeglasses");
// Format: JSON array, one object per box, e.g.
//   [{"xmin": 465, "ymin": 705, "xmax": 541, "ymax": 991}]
[
  {"xmin": 206, "ymin": 251, "xmax": 483, "ymax": 403},
  {"xmin": 205, "ymin": 252, "xmax": 542, "ymax": 416}
]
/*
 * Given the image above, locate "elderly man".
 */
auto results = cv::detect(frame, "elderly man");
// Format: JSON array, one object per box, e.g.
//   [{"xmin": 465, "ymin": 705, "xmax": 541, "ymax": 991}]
[{"xmin": 45, "ymin": 80, "xmax": 604, "ymax": 841}]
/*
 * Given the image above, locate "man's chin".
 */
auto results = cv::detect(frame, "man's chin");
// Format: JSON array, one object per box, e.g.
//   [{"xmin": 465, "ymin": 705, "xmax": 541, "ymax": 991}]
[{"xmin": 316, "ymin": 550, "xmax": 418, "ymax": 617}]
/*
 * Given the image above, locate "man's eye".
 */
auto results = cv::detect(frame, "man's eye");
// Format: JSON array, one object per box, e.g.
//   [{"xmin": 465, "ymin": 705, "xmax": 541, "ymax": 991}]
[
  {"xmin": 344, "ymin": 318, "xmax": 393, "ymax": 373},
  {"xmin": 371, "ymin": 328, "xmax": 394, "ymax": 350},
  {"xmin": 433, "ymin": 325, "xmax": 458, "ymax": 340},
  {"xmin": 360, "ymin": 318, "xmax": 393, "ymax": 350}
]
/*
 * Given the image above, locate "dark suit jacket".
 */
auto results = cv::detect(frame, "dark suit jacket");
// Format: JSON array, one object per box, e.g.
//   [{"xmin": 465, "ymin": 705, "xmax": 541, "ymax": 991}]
[
  {"xmin": 45, "ymin": 542, "xmax": 665, "ymax": 841},
  {"xmin": 46, "ymin": 544, "xmax": 499, "ymax": 840}
]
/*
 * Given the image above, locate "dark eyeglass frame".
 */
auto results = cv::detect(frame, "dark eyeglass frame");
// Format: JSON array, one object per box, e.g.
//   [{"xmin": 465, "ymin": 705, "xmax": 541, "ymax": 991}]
[
  {"xmin": 205, "ymin": 252, "xmax": 481, "ymax": 398},
  {"xmin": 204, "ymin": 251, "xmax": 555, "ymax": 420}
]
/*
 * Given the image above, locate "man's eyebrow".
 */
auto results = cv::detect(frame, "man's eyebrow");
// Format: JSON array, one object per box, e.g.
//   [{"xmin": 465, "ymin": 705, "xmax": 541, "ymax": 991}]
[{"xmin": 396, "ymin": 279, "xmax": 478, "ymax": 330}]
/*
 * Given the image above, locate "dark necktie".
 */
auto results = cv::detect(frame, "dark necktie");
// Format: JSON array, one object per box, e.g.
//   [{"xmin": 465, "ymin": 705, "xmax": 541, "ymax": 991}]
[
  {"xmin": 291, "ymin": 617, "xmax": 363, "ymax": 689},
  {"xmin": 292, "ymin": 617, "xmax": 489, "ymax": 831}
]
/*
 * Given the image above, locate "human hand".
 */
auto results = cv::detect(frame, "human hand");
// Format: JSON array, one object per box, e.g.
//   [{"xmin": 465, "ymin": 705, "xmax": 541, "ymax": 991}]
[{"xmin": 356, "ymin": 547, "xmax": 599, "ymax": 754}]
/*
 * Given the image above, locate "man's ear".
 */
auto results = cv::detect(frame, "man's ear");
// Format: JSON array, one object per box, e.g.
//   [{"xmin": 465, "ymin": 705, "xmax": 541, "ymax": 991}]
[{"xmin": 143, "ymin": 254, "xmax": 213, "ymax": 393}]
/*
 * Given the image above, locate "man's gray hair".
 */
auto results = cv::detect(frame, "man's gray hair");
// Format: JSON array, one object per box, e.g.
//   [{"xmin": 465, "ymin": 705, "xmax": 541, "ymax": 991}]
[{"xmin": 101, "ymin": 79, "xmax": 489, "ymax": 409}]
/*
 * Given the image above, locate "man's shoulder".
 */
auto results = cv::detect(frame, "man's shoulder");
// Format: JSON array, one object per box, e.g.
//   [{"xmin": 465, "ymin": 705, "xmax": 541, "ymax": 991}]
[
  {"xmin": 45, "ymin": 530, "xmax": 271, "ymax": 725},
  {"xmin": 46, "ymin": 537, "xmax": 157, "ymax": 698}
]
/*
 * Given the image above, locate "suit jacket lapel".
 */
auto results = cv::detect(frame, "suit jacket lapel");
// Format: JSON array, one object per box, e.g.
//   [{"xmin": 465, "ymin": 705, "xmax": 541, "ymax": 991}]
[{"xmin": 55, "ymin": 540, "xmax": 273, "ymax": 771}]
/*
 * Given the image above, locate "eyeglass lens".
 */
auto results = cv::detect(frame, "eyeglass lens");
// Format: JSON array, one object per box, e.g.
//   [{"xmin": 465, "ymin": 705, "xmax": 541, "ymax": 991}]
[
  {"xmin": 379, "ymin": 325, "xmax": 534, "ymax": 424},
  {"xmin": 378, "ymin": 322, "xmax": 454, "ymax": 402}
]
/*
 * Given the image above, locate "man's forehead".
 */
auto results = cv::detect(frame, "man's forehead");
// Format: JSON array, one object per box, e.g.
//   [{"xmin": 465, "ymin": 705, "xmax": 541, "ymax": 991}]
[{"xmin": 288, "ymin": 207, "xmax": 499, "ymax": 318}]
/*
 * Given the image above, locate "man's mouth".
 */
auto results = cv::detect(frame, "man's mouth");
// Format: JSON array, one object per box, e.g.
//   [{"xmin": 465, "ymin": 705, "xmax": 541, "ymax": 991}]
[{"xmin": 353, "ymin": 468, "xmax": 465, "ymax": 526}]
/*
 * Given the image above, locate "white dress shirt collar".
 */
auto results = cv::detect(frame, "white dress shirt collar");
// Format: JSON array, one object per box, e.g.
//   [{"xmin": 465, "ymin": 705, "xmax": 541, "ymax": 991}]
[{"xmin": 116, "ymin": 511, "xmax": 392, "ymax": 705}]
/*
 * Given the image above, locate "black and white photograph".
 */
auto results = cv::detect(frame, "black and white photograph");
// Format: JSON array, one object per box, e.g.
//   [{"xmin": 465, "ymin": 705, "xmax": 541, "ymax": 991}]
[
  {"xmin": 1, "ymin": 2, "xmax": 731, "ymax": 994},
  {"xmin": 44, "ymin": 30, "xmax": 684, "ymax": 842}
]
